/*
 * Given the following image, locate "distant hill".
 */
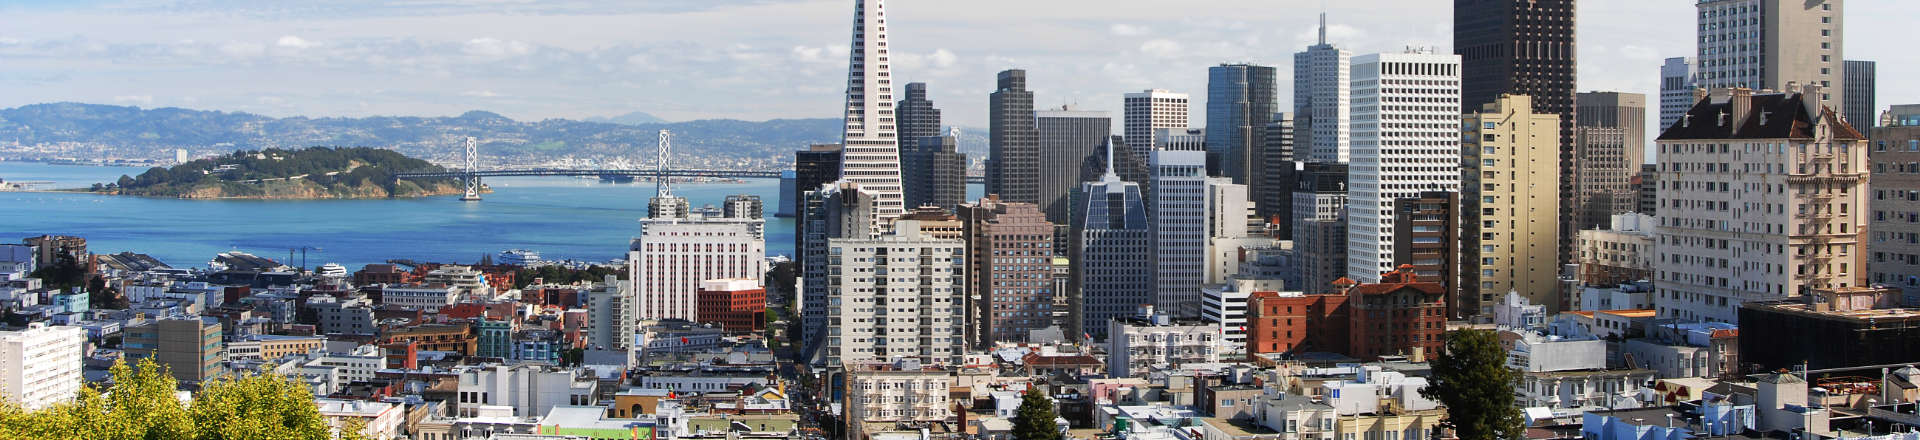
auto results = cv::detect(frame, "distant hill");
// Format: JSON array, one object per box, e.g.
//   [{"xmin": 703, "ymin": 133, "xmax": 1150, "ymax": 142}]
[
  {"xmin": 584, "ymin": 111, "xmax": 668, "ymax": 125},
  {"xmin": 0, "ymin": 103, "xmax": 991, "ymax": 169},
  {"xmin": 106, "ymin": 147, "xmax": 465, "ymax": 199}
]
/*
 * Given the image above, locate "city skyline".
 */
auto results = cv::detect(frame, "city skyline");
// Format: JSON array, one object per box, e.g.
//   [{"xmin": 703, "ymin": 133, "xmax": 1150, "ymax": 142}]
[{"xmin": 4, "ymin": 0, "xmax": 1914, "ymax": 137}]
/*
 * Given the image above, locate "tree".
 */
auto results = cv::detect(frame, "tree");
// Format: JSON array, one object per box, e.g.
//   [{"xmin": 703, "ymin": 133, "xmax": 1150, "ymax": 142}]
[
  {"xmin": 1010, "ymin": 387, "xmax": 1062, "ymax": 440},
  {"xmin": 1421, "ymin": 329, "xmax": 1524, "ymax": 440},
  {"xmin": 190, "ymin": 372, "xmax": 346, "ymax": 440},
  {"xmin": 0, "ymin": 358, "xmax": 367, "ymax": 440}
]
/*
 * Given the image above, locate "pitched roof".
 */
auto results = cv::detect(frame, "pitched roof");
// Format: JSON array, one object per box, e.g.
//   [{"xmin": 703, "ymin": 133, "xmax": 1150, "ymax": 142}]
[{"xmin": 1657, "ymin": 91, "xmax": 1864, "ymax": 141}]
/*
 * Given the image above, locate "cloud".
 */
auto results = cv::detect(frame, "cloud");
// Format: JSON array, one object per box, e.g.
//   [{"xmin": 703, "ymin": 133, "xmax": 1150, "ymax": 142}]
[
  {"xmin": 276, "ymin": 35, "xmax": 316, "ymax": 49},
  {"xmin": 462, "ymin": 38, "xmax": 533, "ymax": 58},
  {"xmin": 461, "ymin": 90, "xmax": 502, "ymax": 98},
  {"xmin": 112, "ymin": 95, "xmax": 153, "ymax": 105},
  {"xmin": 1139, "ymin": 39, "xmax": 1183, "ymax": 58},
  {"xmin": 1109, "ymin": 24, "xmax": 1149, "ymax": 36},
  {"xmin": 927, "ymin": 49, "xmax": 957, "ymax": 68}
]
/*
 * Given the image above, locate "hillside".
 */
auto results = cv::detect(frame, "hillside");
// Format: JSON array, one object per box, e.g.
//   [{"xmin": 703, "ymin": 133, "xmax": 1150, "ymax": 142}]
[
  {"xmin": 103, "ymin": 147, "xmax": 468, "ymax": 199},
  {"xmin": 0, "ymin": 103, "xmax": 989, "ymax": 169}
]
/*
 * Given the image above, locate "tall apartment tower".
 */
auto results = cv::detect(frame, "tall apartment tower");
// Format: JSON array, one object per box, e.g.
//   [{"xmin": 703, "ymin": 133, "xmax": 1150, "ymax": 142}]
[
  {"xmin": 1870, "ymin": 105, "xmax": 1920, "ymax": 302},
  {"xmin": 1694, "ymin": 0, "xmax": 1845, "ymax": 116},
  {"xmin": 1393, "ymin": 191, "xmax": 1463, "ymax": 317},
  {"xmin": 1842, "ymin": 60, "xmax": 1875, "ymax": 128},
  {"xmin": 1456, "ymin": 0, "xmax": 1578, "ymax": 267},
  {"xmin": 957, "ymin": 197, "xmax": 1056, "ymax": 346},
  {"xmin": 820, "ymin": 220, "xmax": 967, "ymax": 367},
  {"xmin": 1347, "ymin": 52, "xmax": 1463, "ymax": 283},
  {"xmin": 1261, "ymin": 114, "xmax": 1298, "ymax": 233},
  {"xmin": 897, "ymin": 82, "xmax": 946, "ymax": 210},
  {"xmin": 1123, "ymin": 90, "xmax": 1190, "ymax": 165},
  {"xmin": 1151, "ymin": 129, "xmax": 1210, "ymax": 317},
  {"xmin": 1574, "ymin": 92, "xmax": 1649, "ymax": 228},
  {"xmin": 0, "ymin": 324, "xmax": 84, "ymax": 410},
  {"xmin": 1293, "ymin": 163, "xmax": 1349, "ymax": 294},
  {"xmin": 1654, "ymin": 88, "xmax": 1868, "ymax": 323},
  {"xmin": 629, "ymin": 192, "xmax": 767, "ymax": 322},
  {"xmin": 909, "ymin": 135, "xmax": 968, "ymax": 212},
  {"xmin": 800, "ymin": 182, "xmax": 878, "ymax": 364},
  {"xmin": 1035, "ymin": 107, "xmax": 1112, "ymax": 224},
  {"xmin": 837, "ymin": 0, "xmax": 906, "ymax": 223},
  {"xmin": 1205, "ymin": 64, "xmax": 1279, "ymax": 184},
  {"xmin": 988, "ymin": 70, "xmax": 1040, "ymax": 206},
  {"xmin": 1660, "ymin": 57, "xmax": 1701, "ymax": 131},
  {"xmin": 1462, "ymin": 94, "xmax": 1564, "ymax": 315},
  {"xmin": 1295, "ymin": 13, "xmax": 1354, "ymax": 164},
  {"xmin": 1069, "ymin": 150, "xmax": 1153, "ymax": 342}
]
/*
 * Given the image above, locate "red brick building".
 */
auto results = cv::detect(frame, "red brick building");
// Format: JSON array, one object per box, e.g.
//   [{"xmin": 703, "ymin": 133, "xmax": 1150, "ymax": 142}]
[
  {"xmin": 695, "ymin": 279, "xmax": 765, "ymax": 333},
  {"xmin": 1345, "ymin": 266, "xmax": 1447, "ymax": 361},
  {"xmin": 1246, "ymin": 290, "xmax": 1350, "ymax": 355}
]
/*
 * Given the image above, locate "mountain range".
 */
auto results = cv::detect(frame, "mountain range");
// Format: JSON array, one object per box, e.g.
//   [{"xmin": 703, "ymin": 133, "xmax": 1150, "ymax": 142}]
[{"xmin": 0, "ymin": 103, "xmax": 987, "ymax": 169}]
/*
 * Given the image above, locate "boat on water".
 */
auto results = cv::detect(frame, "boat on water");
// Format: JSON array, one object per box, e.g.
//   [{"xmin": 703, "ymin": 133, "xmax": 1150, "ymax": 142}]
[{"xmin": 499, "ymin": 249, "xmax": 543, "ymax": 267}]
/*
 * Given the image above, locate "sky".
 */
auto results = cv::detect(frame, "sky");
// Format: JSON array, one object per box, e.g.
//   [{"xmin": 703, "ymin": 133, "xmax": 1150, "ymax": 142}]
[{"xmin": 0, "ymin": 0, "xmax": 1910, "ymax": 133}]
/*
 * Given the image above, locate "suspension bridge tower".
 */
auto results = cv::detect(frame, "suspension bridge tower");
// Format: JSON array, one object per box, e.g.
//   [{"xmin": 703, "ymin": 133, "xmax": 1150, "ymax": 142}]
[{"xmin": 460, "ymin": 136, "xmax": 483, "ymax": 201}]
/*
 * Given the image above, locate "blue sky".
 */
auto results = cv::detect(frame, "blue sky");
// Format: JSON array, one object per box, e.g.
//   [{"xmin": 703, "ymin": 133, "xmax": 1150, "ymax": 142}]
[{"xmin": 0, "ymin": 0, "xmax": 1907, "ymax": 132}]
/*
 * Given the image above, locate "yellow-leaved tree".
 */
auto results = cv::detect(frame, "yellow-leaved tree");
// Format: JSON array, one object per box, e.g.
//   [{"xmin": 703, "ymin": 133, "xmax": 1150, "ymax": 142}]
[{"xmin": 0, "ymin": 358, "xmax": 370, "ymax": 440}]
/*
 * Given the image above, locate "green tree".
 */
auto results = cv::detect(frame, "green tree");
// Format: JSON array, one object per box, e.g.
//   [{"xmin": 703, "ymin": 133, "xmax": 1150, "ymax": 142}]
[
  {"xmin": 1010, "ymin": 387, "xmax": 1062, "ymax": 440},
  {"xmin": 1421, "ymin": 329, "xmax": 1524, "ymax": 440},
  {"xmin": 190, "ymin": 372, "xmax": 343, "ymax": 440},
  {"xmin": 0, "ymin": 358, "xmax": 368, "ymax": 440}
]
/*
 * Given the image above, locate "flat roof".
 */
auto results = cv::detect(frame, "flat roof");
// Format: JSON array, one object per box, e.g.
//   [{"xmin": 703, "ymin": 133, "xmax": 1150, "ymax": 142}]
[{"xmin": 1597, "ymin": 309, "xmax": 1657, "ymax": 318}]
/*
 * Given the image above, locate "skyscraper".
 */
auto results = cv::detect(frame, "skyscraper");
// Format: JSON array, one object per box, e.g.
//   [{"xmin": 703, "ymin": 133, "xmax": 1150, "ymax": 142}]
[
  {"xmin": 837, "ymin": 0, "xmax": 906, "ymax": 223},
  {"xmin": 897, "ymin": 82, "xmax": 945, "ymax": 210},
  {"xmin": 1035, "ymin": 107, "xmax": 1111, "ymax": 224},
  {"xmin": 1260, "ymin": 113, "xmax": 1297, "ymax": 234},
  {"xmin": 1347, "ymin": 51, "xmax": 1463, "ymax": 283},
  {"xmin": 1462, "ymin": 94, "xmax": 1563, "ymax": 315},
  {"xmin": 1843, "ymin": 60, "xmax": 1876, "ymax": 128},
  {"xmin": 1456, "ymin": 0, "xmax": 1577, "ymax": 267},
  {"xmin": 1151, "ymin": 129, "xmax": 1209, "ymax": 317},
  {"xmin": 820, "ymin": 219, "xmax": 967, "ymax": 367},
  {"xmin": 1292, "ymin": 163, "xmax": 1348, "ymax": 294},
  {"xmin": 1574, "ymin": 92, "xmax": 1648, "ymax": 229},
  {"xmin": 1694, "ymin": 0, "xmax": 1844, "ymax": 115},
  {"xmin": 1070, "ymin": 144, "xmax": 1152, "ymax": 341},
  {"xmin": 958, "ymin": 197, "xmax": 1055, "ymax": 346},
  {"xmin": 1123, "ymin": 89, "xmax": 1190, "ymax": 166},
  {"xmin": 1660, "ymin": 57, "xmax": 1700, "ymax": 131},
  {"xmin": 800, "ymin": 181, "xmax": 877, "ymax": 364},
  {"xmin": 1295, "ymin": 13, "xmax": 1353, "ymax": 164},
  {"xmin": 1205, "ymin": 64, "xmax": 1278, "ymax": 184},
  {"xmin": 793, "ymin": 144, "xmax": 843, "ymax": 267},
  {"xmin": 989, "ymin": 69, "xmax": 1039, "ymax": 206},
  {"xmin": 908, "ymin": 135, "xmax": 968, "ymax": 212}
]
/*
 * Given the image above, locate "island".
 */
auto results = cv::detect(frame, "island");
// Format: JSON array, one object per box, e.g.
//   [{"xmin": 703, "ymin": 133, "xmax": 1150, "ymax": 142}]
[{"xmin": 95, "ymin": 147, "xmax": 474, "ymax": 199}]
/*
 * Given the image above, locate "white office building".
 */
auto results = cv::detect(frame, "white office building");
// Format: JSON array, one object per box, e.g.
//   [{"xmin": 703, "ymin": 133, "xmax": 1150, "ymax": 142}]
[
  {"xmin": 1151, "ymin": 129, "xmax": 1209, "ymax": 317},
  {"xmin": 1346, "ymin": 51, "xmax": 1463, "ymax": 283},
  {"xmin": 1660, "ymin": 57, "xmax": 1700, "ymax": 131},
  {"xmin": 0, "ymin": 323, "xmax": 84, "ymax": 410},
  {"xmin": 629, "ymin": 195, "xmax": 766, "ymax": 322},
  {"xmin": 380, "ymin": 284, "xmax": 459, "ymax": 310},
  {"xmin": 1294, "ymin": 13, "xmax": 1353, "ymax": 163},
  {"xmin": 837, "ymin": 0, "xmax": 906, "ymax": 222},
  {"xmin": 820, "ymin": 219, "xmax": 967, "ymax": 368},
  {"xmin": 1124, "ymin": 89, "xmax": 1190, "ymax": 164}
]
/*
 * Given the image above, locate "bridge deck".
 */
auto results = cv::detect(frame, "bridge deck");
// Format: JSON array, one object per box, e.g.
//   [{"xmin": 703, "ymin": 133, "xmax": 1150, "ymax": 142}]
[{"xmin": 396, "ymin": 169, "xmax": 985, "ymax": 183}]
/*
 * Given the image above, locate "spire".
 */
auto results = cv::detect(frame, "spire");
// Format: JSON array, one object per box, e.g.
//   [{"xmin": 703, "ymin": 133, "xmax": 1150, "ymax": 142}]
[
  {"xmin": 1100, "ymin": 137, "xmax": 1121, "ymax": 183},
  {"xmin": 1318, "ymin": 12, "xmax": 1327, "ymax": 45}
]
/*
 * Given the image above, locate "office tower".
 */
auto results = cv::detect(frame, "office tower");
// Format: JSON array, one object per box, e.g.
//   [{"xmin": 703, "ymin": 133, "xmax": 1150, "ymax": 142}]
[
  {"xmin": 897, "ymin": 82, "xmax": 946, "ymax": 209},
  {"xmin": 1347, "ymin": 51, "xmax": 1463, "ymax": 283},
  {"xmin": 1463, "ymin": 94, "xmax": 1563, "ymax": 315},
  {"xmin": 957, "ymin": 197, "xmax": 1055, "ymax": 346},
  {"xmin": 1260, "ymin": 113, "xmax": 1297, "ymax": 234},
  {"xmin": 793, "ymin": 144, "xmax": 844, "ymax": 265},
  {"xmin": 1203, "ymin": 177, "xmax": 1252, "ymax": 285},
  {"xmin": 1660, "ymin": 57, "xmax": 1701, "ymax": 131},
  {"xmin": 584, "ymin": 278, "xmax": 633, "ymax": 350},
  {"xmin": 837, "ymin": 0, "xmax": 905, "ymax": 223},
  {"xmin": 1293, "ymin": 163, "xmax": 1349, "ymax": 293},
  {"xmin": 125, "ymin": 318, "xmax": 225, "ymax": 384},
  {"xmin": 800, "ymin": 181, "xmax": 877, "ymax": 363},
  {"xmin": 988, "ymin": 69, "xmax": 1039, "ymax": 206},
  {"xmin": 1151, "ymin": 129, "xmax": 1209, "ymax": 317},
  {"xmin": 1124, "ymin": 90, "xmax": 1190, "ymax": 165},
  {"xmin": 1206, "ymin": 64, "xmax": 1279, "ymax": 184},
  {"xmin": 1695, "ymin": 0, "xmax": 1845, "ymax": 114},
  {"xmin": 1637, "ymin": 164, "xmax": 1659, "ymax": 215},
  {"xmin": 908, "ymin": 135, "xmax": 968, "ymax": 212},
  {"xmin": 1869, "ymin": 105, "xmax": 1920, "ymax": 302},
  {"xmin": 1843, "ymin": 60, "xmax": 1875, "ymax": 128},
  {"xmin": 723, "ymin": 194, "xmax": 763, "ymax": 220},
  {"xmin": 1035, "ymin": 107, "xmax": 1112, "ymax": 224},
  {"xmin": 629, "ymin": 190, "xmax": 766, "ymax": 322},
  {"xmin": 1079, "ymin": 135, "xmax": 1150, "ymax": 188},
  {"xmin": 777, "ymin": 171, "xmax": 798, "ymax": 218},
  {"xmin": 1574, "ymin": 92, "xmax": 1649, "ymax": 229},
  {"xmin": 1456, "ymin": 0, "xmax": 1577, "ymax": 267},
  {"xmin": 1654, "ymin": 87, "xmax": 1867, "ymax": 323},
  {"xmin": 820, "ymin": 220, "xmax": 967, "ymax": 367},
  {"xmin": 0, "ymin": 324, "xmax": 83, "ymax": 410},
  {"xmin": 1069, "ymin": 150, "xmax": 1152, "ymax": 342},
  {"xmin": 1393, "ymin": 191, "xmax": 1463, "ymax": 317},
  {"xmin": 1295, "ymin": 13, "xmax": 1354, "ymax": 164}
]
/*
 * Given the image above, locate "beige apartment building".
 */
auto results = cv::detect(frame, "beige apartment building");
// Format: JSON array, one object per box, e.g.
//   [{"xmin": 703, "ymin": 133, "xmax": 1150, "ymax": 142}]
[{"xmin": 1462, "ymin": 94, "xmax": 1565, "ymax": 312}]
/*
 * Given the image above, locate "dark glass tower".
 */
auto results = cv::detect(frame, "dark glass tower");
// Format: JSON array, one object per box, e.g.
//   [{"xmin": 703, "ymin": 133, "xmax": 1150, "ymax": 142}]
[
  {"xmin": 988, "ymin": 70, "xmax": 1039, "ymax": 206},
  {"xmin": 1455, "ymin": 0, "xmax": 1577, "ymax": 264},
  {"xmin": 896, "ymin": 82, "xmax": 947, "ymax": 210}
]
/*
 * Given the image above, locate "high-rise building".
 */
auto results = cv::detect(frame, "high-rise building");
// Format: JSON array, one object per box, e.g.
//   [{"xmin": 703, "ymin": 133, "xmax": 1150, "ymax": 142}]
[
  {"xmin": 1393, "ymin": 191, "xmax": 1463, "ymax": 317},
  {"xmin": 898, "ymin": 82, "xmax": 947, "ymax": 210},
  {"xmin": 1660, "ymin": 57, "xmax": 1701, "ymax": 132},
  {"xmin": 988, "ymin": 70, "xmax": 1039, "ymax": 206},
  {"xmin": 820, "ymin": 220, "xmax": 967, "ymax": 367},
  {"xmin": 1069, "ymin": 152, "xmax": 1152, "ymax": 342},
  {"xmin": 1035, "ymin": 107, "xmax": 1112, "ymax": 224},
  {"xmin": 1456, "ymin": 0, "xmax": 1577, "ymax": 267},
  {"xmin": 125, "ymin": 318, "xmax": 225, "ymax": 385},
  {"xmin": 800, "ymin": 181, "xmax": 877, "ymax": 364},
  {"xmin": 1206, "ymin": 64, "xmax": 1279, "ymax": 184},
  {"xmin": 1203, "ymin": 177, "xmax": 1256, "ymax": 285},
  {"xmin": 1347, "ymin": 51, "xmax": 1463, "ymax": 283},
  {"xmin": 794, "ymin": 144, "xmax": 844, "ymax": 265},
  {"xmin": 1843, "ymin": 60, "xmax": 1876, "ymax": 128},
  {"xmin": 836, "ymin": 0, "xmax": 906, "ymax": 223},
  {"xmin": 1637, "ymin": 164, "xmax": 1659, "ymax": 215},
  {"xmin": 1295, "ymin": 13, "xmax": 1353, "ymax": 164},
  {"xmin": 1694, "ymin": 0, "xmax": 1845, "ymax": 117},
  {"xmin": 629, "ymin": 193, "xmax": 766, "ymax": 322},
  {"xmin": 1151, "ymin": 130, "xmax": 1209, "ymax": 317},
  {"xmin": 1869, "ymin": 105, "xmax": 1920, "ymax": 302},
  {"xmin": 584, "ymin": 277, "xmax": 632, "ymax": 350},
  {"xmin": 1260, "ymin": 113, "xmax": 1297, "ymax": 233},
  {"xmin": 906, "ymin": 135, "xmax": 968, "ymax": 212},
  {"xmin": 1123, "ymin": 89, "xmax": 1190, "ymax": 166},
  {"xmin": 723, "ymin": 194, "xmax": 763, "ymax": 220},
  {"xmin": 1574, "ymin": 92, "xmax": 1649, "ymax": 229},
  {"xmin": 1463, "ymin": 94, "xmax": 1563, "ymax": 314},
  {"xmin": 957, "ymin": 197, "xmax": 1055, "ymax": 346},
  {"xmin": 0, "ymin": 324, "xmax": 83, "ymax": 410},
  {"xmin": 1293, "ymin": 163, "xmax": 1349, "ymax": 294},
  {"xmin": 1654, "ymin": 87, "xmax": 1867, "ymax": 323}
]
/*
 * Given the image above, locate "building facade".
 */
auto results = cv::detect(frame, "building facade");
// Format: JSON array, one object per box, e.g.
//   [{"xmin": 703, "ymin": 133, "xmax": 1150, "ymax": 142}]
[
  {"xmin": 1462, "ymin": 94, "xmax": 1564, "ymax": 314},
  {"xmin": 1106, "ymin": 306, "xmax": 1221, "ymax": 377},
  {"xmin": 1456, "ymin": 0, "xmax": 1578, "ymax": 266},
  {"xmin": 125, "ymin": 318, "xmax": 225, "ymax": 385},
  {"xmin": 0, "ymin": 324, "xmax": 83, "ymax": 410},
  {"xmin": 1036, "ymin": 107, "xmax": 1113, "ymax": 224},
  {"xmin": 800, "ymin": 182, "xmax": 877, "ymax": 362},
  {"xmin": 629, "ymin": 195, "xmax": 766, "ymax": 323},
  {"xmin": 1293, "ymin": 163, "xmax": 1349, "ymax": 294},
  {"xmin": 988, "ymin": 69, "xmax": 1039, "ymax": 206},
  {"xmin": 836, "ymin": 0, "xmax": 906, "ymax": 221},
  {"xmin": 1345, "ymin": 267, "xmax": 1447, "ymax": 361},
  {"xmin": 1347, "ymin": 51, "xmax": 1463, "ymax": 283},
  {"xmin": 1151, "ymin": 131, "xmax": 1210, "ymax": 317},
  {"xmin": 1262, "ymin": 113, "xmax": 1298, "ymax": 229},
  {"xmin": 1577, "ymin": 213, "xmax": 1657, "ymax": 287},
  {"xmin": 1295, "ymin": 14, "xmax": 1353, "ymax": 164},
  {"xmin": 1123, "ymin": 89, "xmax": 1190, "ymax": 166},
  {"xmin": 1869, "ymin": 105, "xmax": 1920, "ymax": 301},
  {"xmin": 1070, "ymin": 164, "xmax": 1153, "ymax": 342},
  {"xmin": 1694, "ymin": 0, "xmax": 1845, "ymax": 117},
  {"xmin": 1392, "ymin": 192, "xmax": 1463, "ymax": 318},
  {"xmin": 820, "ymin": 221, "xmax": 967, "ymax": 367},
  {"xmin": 897, "ymin": 82, "xmax": 950, "ymax": 211},
  {"xmin": 1842, "ymin": 60, "xmax": 1875, "ymax": 128},
  {"xmin": 957, "ymin": 197, "xmax": 1056, "ymax": 346},
  {"xmin": 1575, "ymin": 92, "xmax": 1650, "ymax": 229},
  {"xmin": 1660, "ymin": 57, "xmax": 1700, "ymax": 131},
  {"xmin": 793, "ymin": 143, "xmax": 844, "ymax": 264},
  {"xmin": 843, "ymin": 362, "xmax": 955, "ymax": 440},
  {"xmin": 1205, "ymin": 64, "xmax": 1279, "ymax": 186},
  {"xmin": 906, "ymin": 135, "xmax": 967, "ymax": 213}
]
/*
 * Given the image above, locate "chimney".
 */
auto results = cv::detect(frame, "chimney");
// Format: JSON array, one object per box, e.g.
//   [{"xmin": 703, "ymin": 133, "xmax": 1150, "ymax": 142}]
[
  {"xmin": 1728, "ymin": 88, "xmax": 1754, "ymax": 133},
  {"xmin": 1802, "ymin": 83, "xmax": 1825, "ymax": 119}
]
